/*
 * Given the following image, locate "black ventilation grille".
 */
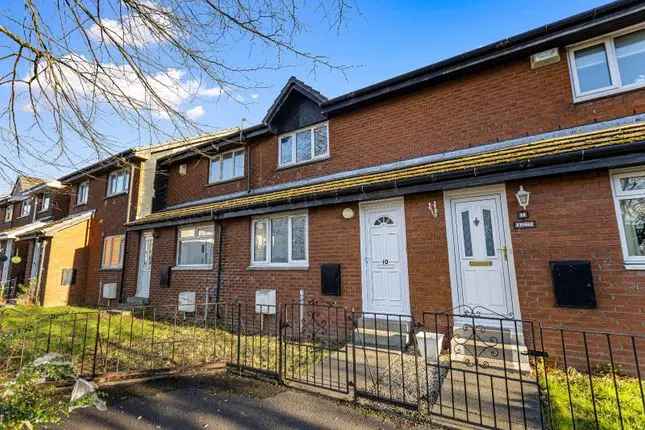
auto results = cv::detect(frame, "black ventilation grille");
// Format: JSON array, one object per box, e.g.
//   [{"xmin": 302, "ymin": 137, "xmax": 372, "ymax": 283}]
[
  {"xmin": 550, "ymin": 261, "xmax": 596, "ymax": 308},
  {"xmin": 321, "ymin": 264, "xmax": 341, "ymax": 296}
]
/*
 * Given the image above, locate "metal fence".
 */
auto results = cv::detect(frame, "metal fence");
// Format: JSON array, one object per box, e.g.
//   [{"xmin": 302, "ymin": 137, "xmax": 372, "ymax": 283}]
[{"xmin": 1, "ymin": 301, "xmax": 643, "ymax": 430}]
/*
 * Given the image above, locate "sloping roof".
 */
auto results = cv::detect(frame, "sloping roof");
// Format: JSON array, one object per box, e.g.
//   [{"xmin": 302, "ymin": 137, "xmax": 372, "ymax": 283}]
[
  {"xmin": 0, "ymin": 221, "xmax": 48, "ymax": 240},
  {"xmin": 129, "ymin": 119, "xmax": 645, "ymax": 227},
  {"xmin": 18, "ymin": 210, "xmax": 94, "ymax": 239},
  {"xmin": 11, "ymin": 175, "xmax": 47, "ymax": 195},
  {"xmin": 59, "ymin": 128, "xmax": 241, "ymax": 183},
  {"xmin": 322, "ymin": 0, "xmax": 645, "ymax": 114}
]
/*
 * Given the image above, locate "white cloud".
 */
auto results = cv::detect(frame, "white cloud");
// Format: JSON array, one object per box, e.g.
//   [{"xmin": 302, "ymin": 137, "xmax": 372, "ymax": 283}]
[
  {"xmin": 87, "ymin": 2, "xmax": 172, "ymax": 47},
  {"xmin": 22, "ymin": 55, "xmax": 201, "ymax": 119},
  {"xmin": 186, "ymin": 105, "xmax": 205, "ymax": 120}
]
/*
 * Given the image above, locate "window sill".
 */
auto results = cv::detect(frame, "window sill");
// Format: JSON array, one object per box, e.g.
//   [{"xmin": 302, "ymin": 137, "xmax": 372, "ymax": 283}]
[
  {"xmin": 172, "ymin": 265, "xmax": 213, "ymax": 271},
  {"xmin": 247, "ymin": 265, "xmax": 309, "ymax": 271},
  {"xmin": 206, "ymin": 176, "xmax": 245, "ymax": 187},
  {"xmin": 99, "ymin": 268, "xmax": 122, "ymax": 272},
  {"xmin": 572, "ymin": 83, "xmax": 645, "ymax": 104},
  {"xmin": 105, "ymin": 191, "xmax": 128, "ymax": 200},
  {"xmin": 623, "ymin": 264, "xmax": 645, "ymax": 271},
  {"xmin": 74, "ymin": 202, "xmax": 88, "ymax": 208},
  {"xmin": 277, "ymin": 156, "xmax": 330, "ymax": 171}
]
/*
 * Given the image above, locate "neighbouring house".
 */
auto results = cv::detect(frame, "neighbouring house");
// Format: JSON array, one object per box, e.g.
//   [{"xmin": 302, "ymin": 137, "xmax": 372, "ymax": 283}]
[
  {"xmin": 121, "ymin": 0, "xmax": 645, "ymax": 358},
  {"xmin": 0, "ymin": 130, "xmax": 236, "ymax": 306}
]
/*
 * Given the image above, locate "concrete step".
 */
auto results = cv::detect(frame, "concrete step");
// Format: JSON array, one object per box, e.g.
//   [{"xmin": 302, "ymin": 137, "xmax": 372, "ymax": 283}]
[
  {"xmin": 356, "ymin": 317, "xmax": 411, "ymax": 333},
  {"xmin": 450, "ymin": 336, "xmax": 531, "ymax": 372},
  {"xmin": 353, "ymin": 327, "xmax": 409, "ymax": 350}
]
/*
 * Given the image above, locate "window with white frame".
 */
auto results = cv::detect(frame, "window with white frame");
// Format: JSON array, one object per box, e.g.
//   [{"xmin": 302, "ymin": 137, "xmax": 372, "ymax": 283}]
[
  {"xmin": 40, "ymin": 193, "xmax": 50, "ymax": 212},
  {"xmin": 251, "ymin": 212, "xmax": 308, "ymax": 267},
  {"xmin": 101, "ymin": 234, "xmax": 125, "ymax": 269},
  {"xmin": 176, "ymin": 224, "xmax": 214, "ymax": 267},
  {"xmin": 278, "ymin": 123, "xmax": 328, "ymax": 167},
  {"xmin": 107, "ymin": 169, "xmax": 129, "ymax": 196},
  {"xmin": 610, "ymin": 168, "xmax": 645, "ymax": 267},
  {"xmin": 4, "ymin": 205, "xmax": 12, "ymax": 222},
  {"xmin": 209, "ymin": 149, "xmax": 245, "ymax": 183},
  {"xmin": 568, "ymin": 25, "xmax": 645, "ymax": 101},
  {"xmin": 76, "ymin": 181, "xmax": 89, "ymax": 205},
  {"xmin": 19, "ymin": 199, "xmax": 32, "ymax": 218}
]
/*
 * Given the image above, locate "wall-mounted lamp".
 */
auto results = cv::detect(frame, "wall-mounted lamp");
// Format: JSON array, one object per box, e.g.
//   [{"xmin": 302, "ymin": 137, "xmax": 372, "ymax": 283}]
[
  {"xmin": 428, "ymin": 201, "xmax": 439, "ymax": 218},
  {"xmin": 515, "ymin": 186, "xmax": 530, "ymax": 210},
  {"xmin": 342, "ymin": 208, "xmax": 354, "ymax": 219}
]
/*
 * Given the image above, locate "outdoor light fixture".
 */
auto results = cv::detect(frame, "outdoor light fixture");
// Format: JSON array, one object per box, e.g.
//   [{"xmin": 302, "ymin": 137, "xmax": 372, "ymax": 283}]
[
  {"xmin": 515, "ymin": 186, "xmax": 530, "ymax": 210},
  {"xmin": 342, "ymin": 208, "xmax": 354, "ymax": 219}
]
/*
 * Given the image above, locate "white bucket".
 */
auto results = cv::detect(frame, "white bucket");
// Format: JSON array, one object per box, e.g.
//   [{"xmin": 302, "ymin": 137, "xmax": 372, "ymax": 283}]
[{"xmin": 415, "ymin": 331, "xmax": 445, "ymax": 362}]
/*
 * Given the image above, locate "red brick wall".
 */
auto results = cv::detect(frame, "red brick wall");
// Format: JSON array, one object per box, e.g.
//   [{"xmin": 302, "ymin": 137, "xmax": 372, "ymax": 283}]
[
  {"xmin": 164, "ymin": 52, "xmax": 645, "ymax": 208},
  {"xmin": 133, "ymin": 170, "xmax": 645, "ymax": 331},
  {"xmin": 65, "ymin": 163, "xmax": 142, "ymax": 306},
  {"xmin": 506, "ymin": 170, "xmax": 644, "ymax": 333}
]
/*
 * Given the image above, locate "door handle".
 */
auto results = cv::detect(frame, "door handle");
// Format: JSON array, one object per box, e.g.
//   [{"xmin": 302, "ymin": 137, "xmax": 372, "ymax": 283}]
[{"xmin": 497, "ymin": 245, "xmax": 508, "ymax": 260}]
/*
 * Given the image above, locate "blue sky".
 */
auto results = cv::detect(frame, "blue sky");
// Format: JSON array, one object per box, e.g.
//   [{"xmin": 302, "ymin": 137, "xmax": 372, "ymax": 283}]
[{"xmin": 0, "ymin": 0, "xmax": 609, "ymax": 193}]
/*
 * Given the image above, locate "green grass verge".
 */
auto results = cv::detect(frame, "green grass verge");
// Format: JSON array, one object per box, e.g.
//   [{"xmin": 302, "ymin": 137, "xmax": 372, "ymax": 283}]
[
  {"xmin": 1, "ymin": 305, "xmax": 331, "ymax": 381},
  {"xmin": 543, "ymin": 367, "xmax": 645, "ymax": 430}
]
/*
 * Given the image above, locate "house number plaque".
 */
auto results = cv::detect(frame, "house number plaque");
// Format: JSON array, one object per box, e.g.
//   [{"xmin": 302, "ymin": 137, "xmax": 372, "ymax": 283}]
[{"xmin": 514, "ymin": 220, "xmax": 536, "ymax": 229}]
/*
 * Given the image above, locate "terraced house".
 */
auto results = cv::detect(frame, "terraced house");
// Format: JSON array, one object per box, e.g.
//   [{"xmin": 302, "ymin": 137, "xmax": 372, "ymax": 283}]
[
  {"xmin": 0, "ymin": 133, "xmax": 231, "ymax": 307},
  {"xmin": 121, "ymin": 0, "xmax": 645, "ymax": 351},
  {"xmin": 1, "ymin": 0, "xmax": 644, "ymax": 364}
]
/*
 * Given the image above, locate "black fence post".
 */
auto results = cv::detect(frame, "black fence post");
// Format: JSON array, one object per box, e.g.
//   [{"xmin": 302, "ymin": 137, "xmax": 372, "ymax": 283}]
[
  {"xmin": 91, "ymin": 311, "xmax": 101, "ymax": 378},
  {"xmin": 277, "ymin": 304, "xmax": 283, "ymax": 383},
  {"xmin": 350, "ymin": 311, "xmax": 357, "ymax": 402},
  {"xmin": 236, "ymin": 302, "xmax": 242, "ymax": 375},
  {"xmin": 46, "ymin": 315, "xmax": 54, "ymax": 353}
]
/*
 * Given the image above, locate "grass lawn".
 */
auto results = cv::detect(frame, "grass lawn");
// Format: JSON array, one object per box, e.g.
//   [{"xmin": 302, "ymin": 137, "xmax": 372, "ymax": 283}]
[
  {"xmin": 543, "ymin": 367, "xmax": 645, "ymax": 430},
  {"xmin": 1, "ymin": 305, "xmax": 329, "ymax": 381}
]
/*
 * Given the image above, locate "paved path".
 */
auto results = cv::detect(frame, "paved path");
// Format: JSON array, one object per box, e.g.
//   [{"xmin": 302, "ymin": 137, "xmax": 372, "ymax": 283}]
[{"xmin": 59, "ymin": 372, "xmax": 439, "ymax": 430}]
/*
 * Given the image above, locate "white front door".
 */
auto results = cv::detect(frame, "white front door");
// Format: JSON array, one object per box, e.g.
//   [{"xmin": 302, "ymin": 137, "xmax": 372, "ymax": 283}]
[
  {"xmin": 136, "ymin": 231, "xmax": 154, "ymax": 298},
  {"xmin": 30, "ymin": 241, "xmax": 41, "ymax": 281},
  {"xmin": 447, "ymin": 191, "xmax": 517, "ymax": 318},
  {"xmin": 360, "ymin": 198, "xmax": 411, "ymax": 315}
]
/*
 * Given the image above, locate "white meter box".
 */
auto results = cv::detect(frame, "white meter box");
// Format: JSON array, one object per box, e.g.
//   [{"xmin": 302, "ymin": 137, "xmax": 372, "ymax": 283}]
[
  {"xmin": 255, "ymin": 289, "xmax": 276, "ymax": 314},
  {"xmin": 178, "ymin": 291, "xmax": 196, "ymax": 312},
  {"xmin": 102, "ymin": 283, "xmax": 118, "ymax": 299}
]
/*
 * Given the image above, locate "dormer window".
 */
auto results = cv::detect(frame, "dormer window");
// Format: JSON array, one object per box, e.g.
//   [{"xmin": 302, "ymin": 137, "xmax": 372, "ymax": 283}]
[
  {"xmin": 40, "ymin": 193, "xmax": 51, "ymax": 212},
  {"xmin": 568, "ymin": 24, "xmax": 645, "ymax": 102},
  {"xmin": 19, "ymin": 199, "xmax": 32, "ymax": 218},
  {"xmin": 4, "ymin": 205, "xmax": 13, "ymax": 222},
  {"xmin": 278, "ymin": 122, "xmax": 329, "ymax": 168},
  {"xmin": 209, "ymin": 149, "xmax": 245, "ymax": 184}
]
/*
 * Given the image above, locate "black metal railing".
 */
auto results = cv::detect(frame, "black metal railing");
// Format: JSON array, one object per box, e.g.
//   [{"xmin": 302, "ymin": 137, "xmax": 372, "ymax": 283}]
[{"xmin": 1, "ymin": 301, "xmax": 643, "ymax": 430}]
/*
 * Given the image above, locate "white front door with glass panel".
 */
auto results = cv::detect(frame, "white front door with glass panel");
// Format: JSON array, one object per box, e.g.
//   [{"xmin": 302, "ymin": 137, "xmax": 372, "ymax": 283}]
[
  {"xmin": 136, "ymin": 231, "xmax": 154, "ymax": 298},
  {"xmin": 449, "ymin": 194, "xmax": 515, "ymax": 318},
  {"xmin": 360, "ymin": 199, "xmax": 411, "ymax": 315}
]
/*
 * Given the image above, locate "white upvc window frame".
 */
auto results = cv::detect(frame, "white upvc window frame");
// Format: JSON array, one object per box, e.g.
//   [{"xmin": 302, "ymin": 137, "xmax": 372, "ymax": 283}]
[
  {"xmin": 19, "ymin": 199, "xmax": 32, "ymax": 218},
  {"xmin": 610, "ymin": 166, "xmax": 645, "ymax": 269},
  {"xmin": 101, "ymin": 234, "xmax": 125, "ymax": 270},
  {"xmin": 106, "ymin": 169, "xmax": 130, "ymax": 197},
  {"xmin": 250, "ymin": 211, "xmax": 308, "ymax": 268},
  {"xmin": 175, "ymin": 223, "xmax": 215, "ymax": 269},
  {"xmin": 208, "ymin": 148, "xmax": 245, "ymax": 184},
  {"xmin": 40, "ymin": 193, "xmax": 51, "ymax": 212},
  {"xmin": 278, "ymin": 122, "xmax": 329, "ymax": 168},
  {"xmin": 76, "ymin": 181, "xmax": 89, "ymax": 206},
  {"xmin": 567, "ymin": 23, "xmax": 645, "ymax": 103},
  {"xmin": 4, "ymin": 204, "xmax": 13, "ymax": 222}
]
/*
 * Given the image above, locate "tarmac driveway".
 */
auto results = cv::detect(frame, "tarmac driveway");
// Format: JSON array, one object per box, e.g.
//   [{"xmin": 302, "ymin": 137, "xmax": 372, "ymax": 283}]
[{"xmin": 58, "ymin": 372, "xmax": 438, "ymax": 429}]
